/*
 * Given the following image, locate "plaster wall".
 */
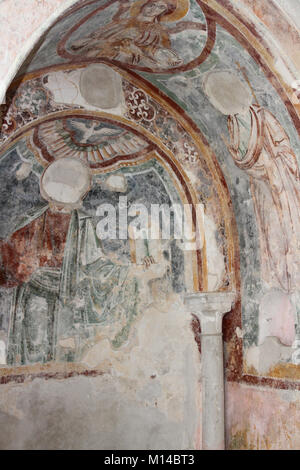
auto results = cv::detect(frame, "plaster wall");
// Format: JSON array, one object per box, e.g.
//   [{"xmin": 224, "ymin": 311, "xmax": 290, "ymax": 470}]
[
  {"xmin": 0, "ymin": 0, "xmax": 80, "ymax": 103},
  {"xmin": 1, "ymin": 377, "xmax": 299, "ymax": 450},
  {"xmin": 0, "ymin": 286, "xmax": 202, "ymax": 450},
  {"xmin": 0, "ymin": 373, "xmax": 201, "ymax": 450},
  {"xmin": 226, "ymin": 382, "xmax": 300, "ymax": 450}
]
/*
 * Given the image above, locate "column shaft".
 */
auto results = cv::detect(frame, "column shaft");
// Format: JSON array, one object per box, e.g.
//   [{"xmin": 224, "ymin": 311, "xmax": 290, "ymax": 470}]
[
  {"xmin": 184, "ymin": 292, "xmax": 235, "ymax": 450},
  {"xmin": 201, "ymin": 334, "xmax": 225, "ymax": 450}
]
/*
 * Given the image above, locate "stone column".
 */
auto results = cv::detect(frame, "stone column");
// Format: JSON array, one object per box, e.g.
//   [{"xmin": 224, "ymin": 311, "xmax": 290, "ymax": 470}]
[{"xmin": 184, "ymin": 292, "xmax": 236, "ymax": 450}]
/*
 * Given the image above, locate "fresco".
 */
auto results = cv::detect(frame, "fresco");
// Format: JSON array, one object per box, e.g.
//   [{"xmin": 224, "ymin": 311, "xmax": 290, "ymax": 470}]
[
  {"xmin": 33, "ymin": 118, "xmax": 149, "ymax": 166},
  {"xmin": 142, "ymin": 20, "xmax": 300, "ymax": 379},
  {"xmin": 1, "ymin": 0, "xmax": 300, "ymax": 451},
  {"xmin": 9, "ymin": 0, "xmax": 215, "ymax": 76},
  {"xmin": 0, "ymin": 0, "xmax": 299, "ymax": 387},
  {"xmin": 204, "ymin": 71, "xmax": 300, "ymax": 296},
  {"xmin": 204, "ymin": 70, "xmax": 300, "ymax": 366},
  {"xmin": 59, "ymin": 0, "xmax": 215, "ymax": 73},
  {"xmin": 0, "ymin": 131, "xmax": 195, "ymax": 366},
  {"xmin": 0, "ymin": 67, "xmax": 231, "ymax": 293}
]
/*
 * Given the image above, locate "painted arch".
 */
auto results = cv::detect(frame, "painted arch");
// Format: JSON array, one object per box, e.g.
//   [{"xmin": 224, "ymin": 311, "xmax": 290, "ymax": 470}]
[{"xmin": 0, "ymin": 0, "xmax": 299, "ymax": 393}]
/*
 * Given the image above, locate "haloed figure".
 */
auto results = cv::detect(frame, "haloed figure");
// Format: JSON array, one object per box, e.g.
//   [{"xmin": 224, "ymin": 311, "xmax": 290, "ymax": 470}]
[
  {"xmin": 0, "ymin": 158, "xmax": 145, "ymax": 365},
  {"xmin": 204, "ymin": 70, "xmax": 300, "ymax": 362},
  {"xmin": 70, "ymin": 0, "xmax": 185, "ymax": 68},
  {"xmin": 204, "ymin": 70, "xmax": 300, "ymax": 295}
]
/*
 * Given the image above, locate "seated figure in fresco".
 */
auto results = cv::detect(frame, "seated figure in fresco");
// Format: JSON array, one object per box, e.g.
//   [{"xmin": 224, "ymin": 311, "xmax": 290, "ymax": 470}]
[
  {"xmin": 204, "ymin": 70, "xmax": 300, "ymax": 363},
  {"xmin": 70, "ymin": 0, "xmax": 185, "ymax": 68},
  {"xmin": 0, "ymin": 158, "xmax": 163, "ymax": 366}
]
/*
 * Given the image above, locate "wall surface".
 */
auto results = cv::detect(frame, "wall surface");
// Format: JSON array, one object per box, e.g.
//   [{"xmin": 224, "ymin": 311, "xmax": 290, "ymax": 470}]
[
  {"xmin": 226, "ymin": 382, "xmax": 300, "ymax": 450},
  {"xmin": 0, "ymin": 371, "xmax": 200, "ymax": 450},
  {"xmin": 1, "ymin": 378, "xmax": 300, "ymax": 450}
]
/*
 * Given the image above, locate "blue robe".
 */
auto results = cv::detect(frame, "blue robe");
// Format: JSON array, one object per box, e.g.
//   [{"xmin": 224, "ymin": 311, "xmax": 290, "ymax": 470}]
[{"xmin": 6, "ymin": 206, "xmax": 139, "ymax": 365}]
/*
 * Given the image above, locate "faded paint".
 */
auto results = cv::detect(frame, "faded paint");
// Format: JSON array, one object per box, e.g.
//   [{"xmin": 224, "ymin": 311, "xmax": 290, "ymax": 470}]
[
  {"xmin": 0, "ymin": 0, "xmax": 299, "ymax": 451},
  {"xmin": 226, "ymin": 382, "xmax": 300, "ymax": 450}
]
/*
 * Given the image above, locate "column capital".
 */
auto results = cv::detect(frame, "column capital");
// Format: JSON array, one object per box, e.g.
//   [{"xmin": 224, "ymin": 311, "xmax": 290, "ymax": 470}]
[{"xmin": 184, "ymin": 292, "xmax": 236, "ymax": 335}]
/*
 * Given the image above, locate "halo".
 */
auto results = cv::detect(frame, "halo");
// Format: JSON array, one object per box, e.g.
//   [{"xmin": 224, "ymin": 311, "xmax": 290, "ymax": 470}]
[
  {"xmin": 203, "ymin": 70, "xmax": 252, "ymax": 116},
  {"xmin": 40, "ymin": 157, "xmax": 92, "ymax": 208},
  {"xmin": 130, "ymin": 0, "xmax": 190, "ymax": 23}
]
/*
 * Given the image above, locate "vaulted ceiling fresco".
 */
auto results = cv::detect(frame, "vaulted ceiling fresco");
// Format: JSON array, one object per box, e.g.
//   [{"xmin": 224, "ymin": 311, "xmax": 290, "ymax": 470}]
[{"xmin": 0, "ymin": 0, "xmax": 299, "ymax": 392}]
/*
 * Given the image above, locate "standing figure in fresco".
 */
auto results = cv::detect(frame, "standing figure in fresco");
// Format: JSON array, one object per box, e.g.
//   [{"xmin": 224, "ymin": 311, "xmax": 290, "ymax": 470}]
[
  {"xmin": 204, "ymin": 70, "xmax": 300, "ymax": 362},
  {"xmin": 0, "ymin": 158, "xmax": 158, "ymax": 366},
  {"xmin": 70, "ymin": 0, "xmax": 189, "ymax": 68},
  {"xmin": 204, "ymin": 71, "xmax": 300, "ymax": 294}
]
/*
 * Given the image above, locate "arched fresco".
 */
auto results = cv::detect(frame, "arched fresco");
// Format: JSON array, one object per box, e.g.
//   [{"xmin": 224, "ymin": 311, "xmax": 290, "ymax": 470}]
[
  {"xmin": 0, "ymin": 67, "xmax": 238, "ymax": 369},
  {"xmin": 0, "ymin": 0, "xmax": 299, "ymax": 450}
]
